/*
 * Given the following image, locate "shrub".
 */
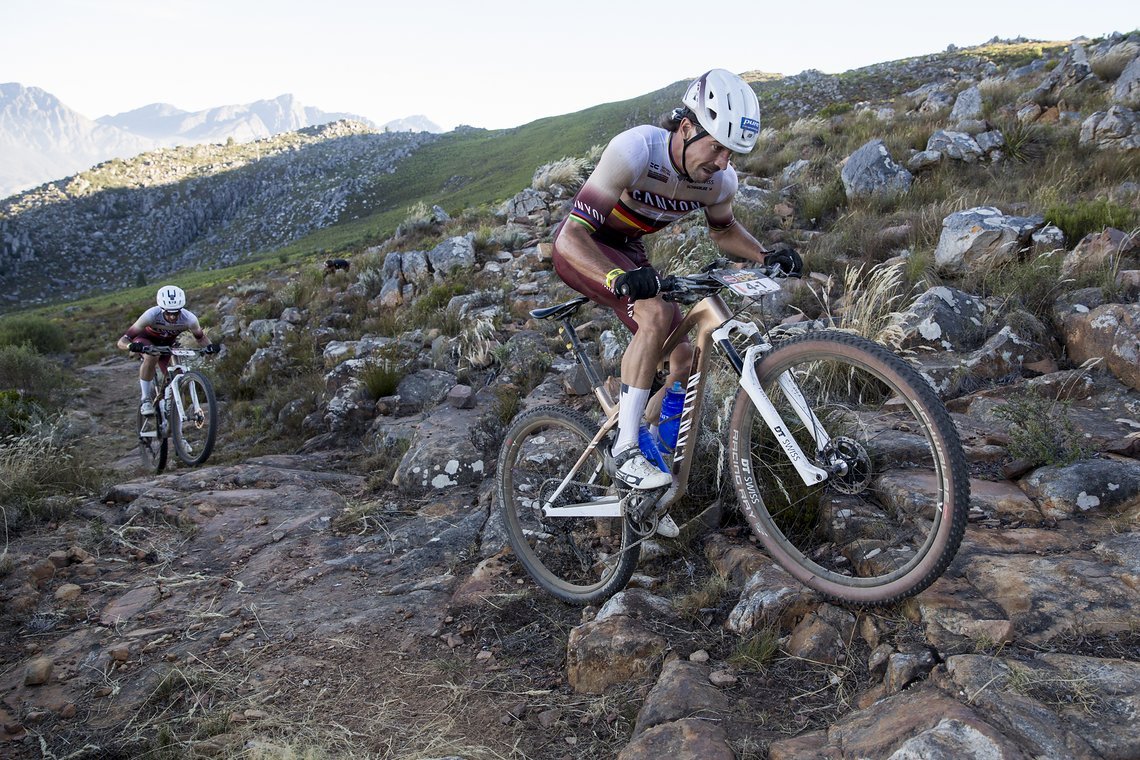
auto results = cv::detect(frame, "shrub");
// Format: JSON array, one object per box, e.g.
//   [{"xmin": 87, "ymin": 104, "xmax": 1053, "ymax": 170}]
[
  {"xmin": 992, "ymin": 389, "xmax": 1088, "ymax": 466},
  {"xmin": 0, "ymin": 316, "xmax": 68, "ymax": 353},
  {"xmin": 0, "ymin": 344, "xmax": 67, "ymax": 412},
  {"xmin": 817, "ymin": 102, "xmax": 853, "ymax": 119},
  {"xmin": 997, "ymin": 120, "xmax": 1047, "ymax": 163},
  {"xmin": 800, "ymin": 177, "xmax": 848, "ymax": 228},
  {"xmin": 360, "ymin": 352, "xmax": 410, "ymax": 399},
  {"xmin": 0, "ymin": 389, "xmax": 43, "ymax": 438},
  {"xmin": 1045, "ymin": 200, "xmax": 1137, "ymax": 246},
  {"xmin": 0, "ymin": 415, "xmax": 106, "ymax": 527}
]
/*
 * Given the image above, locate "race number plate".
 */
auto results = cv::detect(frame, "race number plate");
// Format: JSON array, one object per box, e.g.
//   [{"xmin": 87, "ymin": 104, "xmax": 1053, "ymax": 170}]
[{"xmin": 714, "ymin": 269, "xmax": 781, "ymax": 297}]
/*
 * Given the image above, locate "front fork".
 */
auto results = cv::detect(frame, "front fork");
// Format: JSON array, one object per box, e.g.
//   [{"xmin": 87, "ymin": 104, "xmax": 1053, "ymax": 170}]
[{"xmin": 714, "ymin": 321, "xmax": 834, "ymax": 486}]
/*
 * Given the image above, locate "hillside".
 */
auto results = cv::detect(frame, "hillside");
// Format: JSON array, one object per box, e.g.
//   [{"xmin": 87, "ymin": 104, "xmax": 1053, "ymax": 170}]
[
  {"xmin": 2, "ymin": 37, "xmax": 1111, "ymax": 316},
  {"xmin": 1, "ymin": 32, "xmax": 1140, "ymax": 759}
]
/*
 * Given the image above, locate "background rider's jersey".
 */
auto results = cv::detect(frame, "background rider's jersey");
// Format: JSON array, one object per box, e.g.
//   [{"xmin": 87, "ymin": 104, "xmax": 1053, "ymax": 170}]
[
  {"xmin": 567, "ymin": 124, "xmax": 739, "ymax": 241},
  {"xmin": 124, "ymin": 307, "xmax": 206, "ymax": 345}
]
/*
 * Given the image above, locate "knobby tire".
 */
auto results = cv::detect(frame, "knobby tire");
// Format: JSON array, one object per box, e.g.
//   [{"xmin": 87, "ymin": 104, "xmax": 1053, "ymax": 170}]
[
  {"xmin": 728, "ymin": 330, "xmax": 969, "ymax": 606},
  {"xmin": 497, "ymin": 405, "xmax": 639, "ymax": 604}
]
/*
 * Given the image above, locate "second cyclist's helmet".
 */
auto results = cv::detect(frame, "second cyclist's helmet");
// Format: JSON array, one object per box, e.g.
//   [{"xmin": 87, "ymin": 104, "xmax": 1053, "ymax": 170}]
[
  {"xmin": 157, "ymin": 285, "xmax": 186, "ymax": 311},
  {"xmin": 682, "ymin": 69, "xmax": 761, "ymax": 153}
]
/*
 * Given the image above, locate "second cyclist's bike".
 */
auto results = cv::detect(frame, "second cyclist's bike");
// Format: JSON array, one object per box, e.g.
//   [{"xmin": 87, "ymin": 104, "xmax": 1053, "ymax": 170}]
[
  {"xmin": 134, "ymin": 346, "xmax": 218, "ymax": 473},
  {"xmin": 496, "ymin": 263, "xmax": 969, "ymax": 606}
]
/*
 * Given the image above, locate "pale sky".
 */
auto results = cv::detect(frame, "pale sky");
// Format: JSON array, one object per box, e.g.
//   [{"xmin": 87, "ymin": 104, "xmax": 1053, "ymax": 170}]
[{"xmin": 3, "ymin": 0, "xmax": 1137, "ymax": 131}]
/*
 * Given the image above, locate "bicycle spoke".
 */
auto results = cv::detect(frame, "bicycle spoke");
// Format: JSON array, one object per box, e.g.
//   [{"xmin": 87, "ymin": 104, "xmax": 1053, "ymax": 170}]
[
  {"xmin": 730, "ymin": 331, "xmax": 967, "ymax": 605},
  {"xmin": 498, "ymin": 406, "xmax": 638, "ymax": 603}
]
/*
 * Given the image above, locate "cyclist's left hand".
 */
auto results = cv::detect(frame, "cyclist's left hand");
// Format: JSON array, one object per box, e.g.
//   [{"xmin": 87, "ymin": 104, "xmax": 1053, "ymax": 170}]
[
  {"xmin": 766, "ymin": 247, "xmax": 804, "ymax": 277},
  {"xmin": 203, "ymin": 343, "xmax": 222, "ymax": 355}
]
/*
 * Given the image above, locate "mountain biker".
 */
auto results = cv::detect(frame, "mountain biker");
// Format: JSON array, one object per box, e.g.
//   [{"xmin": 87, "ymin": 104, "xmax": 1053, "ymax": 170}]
[
  {"xmin": 116, "ymin": 285, "xmax": 219, "ymax": 416},
  {"xmin": 551, "ymin": 68, "xmax": 803, "ymax": 496}
]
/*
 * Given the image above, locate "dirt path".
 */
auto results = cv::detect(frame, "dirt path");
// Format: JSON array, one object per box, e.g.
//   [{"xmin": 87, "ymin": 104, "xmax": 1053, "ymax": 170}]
[{"xmin": 74, "ymin": 356, "xmax": 152, "ymax": 474}]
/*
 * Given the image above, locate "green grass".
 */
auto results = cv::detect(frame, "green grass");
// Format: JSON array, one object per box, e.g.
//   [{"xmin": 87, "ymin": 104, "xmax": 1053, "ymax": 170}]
[{"xmin": 1045, "ymin": 199, "xmax": 1139, "ymax": 244}]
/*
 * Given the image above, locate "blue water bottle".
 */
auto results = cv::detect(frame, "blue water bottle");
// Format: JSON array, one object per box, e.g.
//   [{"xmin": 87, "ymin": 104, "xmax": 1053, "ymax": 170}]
[
  {"xmin": 658, "ymin": 381, "xmax": 685, "ymax": 453},
  {"xmin": 638, "ymin": 424, "xmax": 670, "ymax": 473}
]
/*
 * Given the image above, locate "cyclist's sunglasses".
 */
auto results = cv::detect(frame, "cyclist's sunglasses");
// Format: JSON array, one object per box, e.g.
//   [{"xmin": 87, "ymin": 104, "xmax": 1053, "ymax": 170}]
[{"xmin": 162, "ymin": 309, "xmax": 181, "ymax": 318}]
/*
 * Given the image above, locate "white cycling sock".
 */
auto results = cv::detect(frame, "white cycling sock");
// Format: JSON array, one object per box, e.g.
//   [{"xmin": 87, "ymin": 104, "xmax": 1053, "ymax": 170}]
[
  {"xmin": 140, "ymin": 379, "xmax": 154, "ymax": 402},
  {"xmin": 613, "ymin": 384, "xmax": 650, "ymax": 454}
]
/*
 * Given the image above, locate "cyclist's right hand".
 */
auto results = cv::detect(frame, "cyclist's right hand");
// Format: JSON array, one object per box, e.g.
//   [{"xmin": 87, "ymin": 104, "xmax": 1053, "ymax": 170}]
[
  {"xmin": 128, "ymin": 342, "xmax": 146, "ymax": 353},
  {"xmin": 608, "ymin": 267, "xmax": 661, "ymax": 301}
]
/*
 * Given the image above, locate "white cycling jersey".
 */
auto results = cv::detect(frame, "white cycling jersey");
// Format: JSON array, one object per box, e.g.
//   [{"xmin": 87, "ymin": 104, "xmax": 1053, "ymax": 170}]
[
  {"xmin": 124, "ymin": 306, "xmax": 206, "ymax": 346},
  {"xmin": 566, "ymin": 124, "xmax": 739, "ymax": 240}
]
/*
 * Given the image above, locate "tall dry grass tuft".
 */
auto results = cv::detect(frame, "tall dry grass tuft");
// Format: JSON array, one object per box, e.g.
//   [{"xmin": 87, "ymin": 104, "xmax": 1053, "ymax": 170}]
[
  {"xmin": 532, "ymin": 156, "xmax": 593, "ymax": 193},
  {"xmin": 837, "ymin": 262, "xmax": 913, "ymax": 350},
  {"xmin": 1, "ymin": 415, "xmax": 105, "ymax": 527}
]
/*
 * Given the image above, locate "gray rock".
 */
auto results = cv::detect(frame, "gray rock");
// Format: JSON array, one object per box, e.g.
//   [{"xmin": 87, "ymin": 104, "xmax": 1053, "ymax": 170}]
[
  {"xmin": 840, "ymin": 139, "xmax": 912, "ymax": 199},
  {"xmin": 950, "ymin": 86, "xmax": 983, "ymax": 122}
]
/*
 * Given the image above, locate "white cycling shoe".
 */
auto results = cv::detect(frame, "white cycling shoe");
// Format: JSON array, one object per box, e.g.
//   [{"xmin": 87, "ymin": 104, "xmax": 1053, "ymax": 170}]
[
  {"xmin": 655, "ymin": 514, "xmax": 680, "ymax": 538},
  {"xmin": 140, "ymin": 400, "xmax": 156, "ymax": 416},
  {"xmin": 611, "ymin": 447, "xmax": 672, "ymax": 490}
]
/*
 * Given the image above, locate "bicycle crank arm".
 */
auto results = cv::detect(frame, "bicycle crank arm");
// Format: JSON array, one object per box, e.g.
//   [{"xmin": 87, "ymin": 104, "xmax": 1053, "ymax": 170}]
[
  {"xmin": 740, "ymin": 345, "xmax": 831, "ymax": 486},
  {"xmin": 542, "ymin": 496, "xmax": 622, "ymax": 518}
]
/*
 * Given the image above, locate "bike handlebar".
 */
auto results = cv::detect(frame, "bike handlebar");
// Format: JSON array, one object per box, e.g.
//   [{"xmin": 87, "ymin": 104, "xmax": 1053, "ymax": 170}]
[
  {"xmin": 134, "ymin": 346, "xmax": 213, "ymax": 357},
  {"xmin": 659, "ymin": 260, "xmax": 789, "ymax": 304}
]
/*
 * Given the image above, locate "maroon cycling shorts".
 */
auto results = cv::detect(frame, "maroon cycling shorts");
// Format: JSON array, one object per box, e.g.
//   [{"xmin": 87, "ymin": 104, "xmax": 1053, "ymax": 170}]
[{"xmin": 551, "ymin": 223, "xmax": 684, "ymax": 337}]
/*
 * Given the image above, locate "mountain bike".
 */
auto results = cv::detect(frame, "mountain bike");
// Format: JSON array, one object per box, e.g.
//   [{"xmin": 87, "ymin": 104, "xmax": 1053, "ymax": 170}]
[
  {"xmin": 496, "ymin": 262, "xmax": 969, "ymax": 606},
  {"xmin": 134, "ymin": 346, "xmax": 218, "ymax": 472}
]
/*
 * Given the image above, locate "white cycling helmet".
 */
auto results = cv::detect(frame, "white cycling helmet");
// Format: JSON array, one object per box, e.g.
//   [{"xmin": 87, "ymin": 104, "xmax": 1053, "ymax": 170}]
[
  {"xmin": 157, "ymin": 285, "xmax": 186, "ymax": 311},
  {"xmin": 682, "ymin": 69, "xmax": 761, "ymax": 153}
]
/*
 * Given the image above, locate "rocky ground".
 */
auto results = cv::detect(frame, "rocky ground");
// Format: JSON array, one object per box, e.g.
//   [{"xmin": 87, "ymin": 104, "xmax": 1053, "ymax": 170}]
[{"xmin": 1, "ymin": 346, "xmax": 1139, "ymax": 759}]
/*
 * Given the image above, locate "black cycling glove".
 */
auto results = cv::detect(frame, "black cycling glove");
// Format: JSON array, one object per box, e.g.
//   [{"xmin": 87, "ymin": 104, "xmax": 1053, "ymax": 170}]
[
  {"xmin": 128, "ymin": 342, "xmax": 146, "ymax": 353},
  {"xmin": 203, "ymin": 343, "xmax": 222, "ymax": 354},
  {"xmin": 609, "ymin": 267, "xmax": 661, "ymax": 301},
  {"xmin": 766, "ymin": 247, "xmax": 804, "ymax": 277}
]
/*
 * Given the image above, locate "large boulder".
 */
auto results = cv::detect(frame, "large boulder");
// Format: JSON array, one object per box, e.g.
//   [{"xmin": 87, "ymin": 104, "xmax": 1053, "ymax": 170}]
[
  {"xmin": 1079, "ymin": 106, "xmax": 1140, "ymax": 150},
  {"xmin": 895, "ymin": 286, "xmax": 989, "ymax": 352},
  {"xmin": 391, "ymin": 385, "xmax": 504, "ymax": 494},
  {"xmin": 949, "ymin": 86, "xmax": 984, "ymax": 122},
  {"xmin": 1112, "ymin": 53, "xmax": 1140, "ymax": 107},
  {"xmin": 1060, "ymin": 228, "xmax": 1140, "ymax": 279},
  {"xmin": 934, "ymin": 207, "xmax": 1044, "ymax": 271},
  {"xmin": 427, "ymin": 235, "xmax": 476, "ymax": 279},
  {"xmin": 840, "ymin": 139, "xmax": 912, "ymax": 199},
  {"xmin": 1056, "ymin": 301, "xmax": 1140, "ymax": 391}
]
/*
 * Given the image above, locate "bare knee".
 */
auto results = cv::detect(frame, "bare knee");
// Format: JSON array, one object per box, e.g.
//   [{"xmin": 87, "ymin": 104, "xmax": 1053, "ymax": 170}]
[{"xmin": 670, "ymin": 342, "xmax": 694, "ymax": 376}]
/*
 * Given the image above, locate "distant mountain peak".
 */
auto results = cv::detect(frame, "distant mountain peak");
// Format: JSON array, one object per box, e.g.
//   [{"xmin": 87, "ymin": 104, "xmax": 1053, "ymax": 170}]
[{"xmin": 0, "ymin": 87, "xmax": 389, "ymax": 197}]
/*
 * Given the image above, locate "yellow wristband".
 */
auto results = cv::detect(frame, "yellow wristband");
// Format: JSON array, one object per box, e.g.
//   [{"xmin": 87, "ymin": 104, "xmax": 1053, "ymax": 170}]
[{"xmin": 604, "ymin": 268, "xmax": 626, "ymax": 291}]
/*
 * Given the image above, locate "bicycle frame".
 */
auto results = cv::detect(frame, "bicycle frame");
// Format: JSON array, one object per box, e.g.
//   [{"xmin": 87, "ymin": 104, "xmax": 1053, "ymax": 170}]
[
  {"xmin": 139, "ymin": 349, "xmax": 205, "ymax": 439},
  {"xmin": 539, "ymin": 287, "xmax": 833, "ymax": 520}
]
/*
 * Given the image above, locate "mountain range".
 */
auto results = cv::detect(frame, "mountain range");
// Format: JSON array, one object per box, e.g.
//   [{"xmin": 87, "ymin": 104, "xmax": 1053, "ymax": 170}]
[{"xmin": 0, "ymin": 83, "xmax": 442, "ymax": 198}]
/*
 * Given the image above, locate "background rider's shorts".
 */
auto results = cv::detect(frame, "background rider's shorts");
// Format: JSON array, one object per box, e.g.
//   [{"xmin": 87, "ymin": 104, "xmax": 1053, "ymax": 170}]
[{"xmin": 551, "ymin": 222, "xmax": 685, "ymax": 338}]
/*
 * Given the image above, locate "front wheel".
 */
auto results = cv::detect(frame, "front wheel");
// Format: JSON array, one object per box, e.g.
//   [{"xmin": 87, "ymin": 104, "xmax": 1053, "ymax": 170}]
[
  {"xmin": 172, "ymin": 371, "xmax": 217, "ymax": 466},
  {"xmin": 496, "ymin": 406, "xmax": 639, "ymax": 604},
  {"xmin": 728, "ymin": 330, "xmax": 969, "ymax": 606}
]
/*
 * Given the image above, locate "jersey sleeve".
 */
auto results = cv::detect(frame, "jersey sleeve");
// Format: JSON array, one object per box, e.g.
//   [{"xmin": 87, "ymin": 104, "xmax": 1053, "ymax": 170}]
[
  {"xmin": 123, "ymin": 310, "xmax": 152, "ymax": 339},
  {"xmin": 182, "ymin": 310, "xmax": 206, "ymax": 341},
  {"xmin": 567, "ymin": 130, "xmax": 647, "ymax": 233},
  {"xmin": 704, "ymin": 167, "xmax": 740, "ymax": 231}
]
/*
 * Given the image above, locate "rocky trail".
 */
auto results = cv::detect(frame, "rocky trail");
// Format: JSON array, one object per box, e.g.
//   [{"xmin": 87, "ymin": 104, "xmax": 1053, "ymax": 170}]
[{"xmin": 3, "ymin": 349, "xmax": 1140, "ymax": 759}]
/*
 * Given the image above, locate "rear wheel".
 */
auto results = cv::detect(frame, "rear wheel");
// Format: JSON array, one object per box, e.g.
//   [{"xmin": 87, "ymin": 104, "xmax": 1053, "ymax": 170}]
[
  {"xmin": 137, "ymin": 402, "xmax": 168, "ymax": 473},
  {"xmin": 496, "ymin": 406, "xmax": 639, "ymax": 604},
  {"xmin": 728, "ymin": 330, "xmax": 968, "ymax": 606},
  {"xmin": 172, "ymin": 371, "xmax": 217, "ymax": 466}
]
